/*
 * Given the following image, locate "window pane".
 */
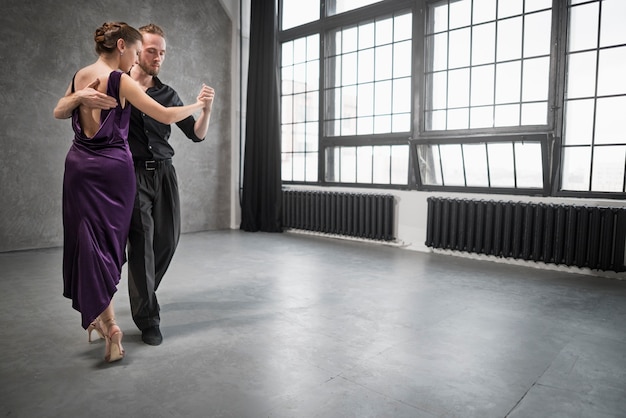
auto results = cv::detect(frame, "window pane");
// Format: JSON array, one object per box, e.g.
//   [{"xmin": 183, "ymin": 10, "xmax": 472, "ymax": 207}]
[
  {"xmin": 357, "ymin": 146, "xmax": 373, "ymax": 183},
  {"xmin": 305, "ymin": 153, "xmax": 318, "ymax": 182},
  {"xmin": 470, "ymin": 106, "xmax": 494, "ymax": 129},
  {"xmin": 600, "ymin": 0, "xmax": 626, "ymax": 47},
  {"xmin": 306, "ymin": 122, "xmax": 318, "ymax": 151},
  {"xmin": 448, "ymin": 108, "xmax": 469, "ymax": 130},
  {"xmin": 282, "ymin": 0, "xmax": 319, "ymax": 30},
  {"xmin": 306, "ymin": 61, "xmax": 319, "ymax": 91},
  {"xmin": 566, "ymin": 51, "xmax": 597, "ymax": 99},
  {"xmin": 374, "ymin": 80, "xmax": 392, "ymax": 115},
  {"xmin": 340, "ymin": 147, "xmax": 356, "ymax": 182},
  {"xmin": 564, "ymin": 99, "xmax": 594, "ymax": 145},
  {"xmin": 417, "ymin": 144, "xmax": 443, "ymax": 185},
  {"xmin": 343, "ymin": 27, "xmax": 358, "ymax": 53},
  {"xmin": 498, "ymin": 0, "xmax": 523, "ymax": 19},
  {"xmin": 372, "ymin": 146, "xmax": 391, "ymax": 183},
  {"xmin": 521, "ymin": 102, "xmax": 547, "ymax": 125},
  {"xmin": 359, "ymin": 22, "xmax": 375, "ymax": 50},
  {"xmin": 497, "ymin": 17, "xmax": 522, "ymax": 61},
  {"xmin": 292, "ymin": 153, "xmax": 306, "ymax": 181},
  {"xmin": 392, "ymin": 113, "xmax": 411, "ymax": 132},
  {"xmin": 525, "ymin": 0, "xmax": 551, "ymax": 13},
  {"xmin": 374, "ymin": 115, "xmax": 391, "ymax": 133},
  {"xmin": 391, "ymin": 145, "xmax": 409, "ymax": 184},
  {"xmin": 494, "ymin": 104, "xmax": 520, "ymax": 126},
  {"xmin": 472, "ymin": 22, "xmax": 495, "ymax": 65},
  {"xmin": 495, "ymin": 61, "xmax": 521, "ymax": 103},
  {"xmin": 430, "ymin": 2, "xmax": 448, "ymax": 33},
  {"xmin": 393, "ymin": 40, "xmax": 412, "ymax": 78},
  {"xmin": 392, "ymin": 77, "xmax": 411, "ymax": 114},
  {"xmin": 375, "ymin": 45, "xmax": 393, "ymax": 79},
  {"xmin": 473, "ymin": 0, "xmax": 496, "ymax": 24},
  {"xmin": 357, "ymin": 83, "xmax": 374, "ymax": 117},
  {"xmin": 293, "ymin": 93, "xmax": 306, "ymax": 123},
  {"xmin": 488, "ymin": 143, "xmax": 515, "ymax": 187},
  {"xmin": 293, "ymin": 123, "xmax": 306, "ymax": 152},
  {"xmin": 282, "ymin": 153, "xmax": 293, "ymax": 181},
  {"xmin": 471, "ymin": 65, "xmax": 494, "ymax": 106},
  {"xmin": 440, "ymin": 144, "xmax": 465, "ymax": 186},
  {"xmin": 523, "ymin": 11, "xmax": 551, "ymax": 58},
  {"xmin": 394, "ymin": 13, "xmax": 412, "ymax": 42},
  {"xmin": 282, "ymin": 41, "xmax": 294, "ymax": 66},
  {"xmin": 561, "ymin": 147, "xmax": 591, "ymax": 191},
  {"xmin": 358, "ymin": 48, "xmax": 375, "ymax": 83},
  {"xmin": 332, "ymin": 0, "xmax": 384, "ymax": 15},
  {"xmin": 568, "ymin": 3, "xmax": 599, "ymax": 52},
  {"xmin": 448, "ymin": 68, "xmax": 470, "ymax": 108},
  {"xmin": 282, "ymin": 96, "xmax": 293, "ymax": 124},
  {"xmin": 463, "ymin": 143, "xmax": 489, "ymax": 186},
  {"xmin": 432, "ymin": 33, "xmax": 448, "ymax": 71},
  {"xmin": 342, "ymin": 52, "xmax": 357, "ymax": 85},
  {"xmin": 376, "ymin": 17, "xmax": 393, "ymax": 45},
  {"xmin": 449, "ymin": 28, "xmax": 471, "ymax": 68},
  {"xmin": 449, "ymin": 0, "xmax": 471, "ymax": 30},
  {"xmin": 430, "ymin": 71, "xmax": 448, "ymax": 109},
  {"xmin": 282, "ymin": 125, "xmax": 293, "ymax": 153},
  {"xmin": 514, "ymin": 142, "xmax": 543, "ymax": 188},
  {"xmin": 597, "ymin": 46, "xmax": 626, "ymax": 96},
  {"xmin": 426, "ymin": 110, "xmax": 447, "ymax": 130},
  {"xmin": 357, "ymin": 116, "xmax": 373, "ymax": 135},
  {"xmin": 591, "ymin": 146, "xmax": 626, "ymax": 192},
  {"xmin": 595, "ymin": 96, "xmax": 626, "ymax": 144},
  {"xmin": 522, "ymin": 57, "xmax": 549, "ymax": 101}
]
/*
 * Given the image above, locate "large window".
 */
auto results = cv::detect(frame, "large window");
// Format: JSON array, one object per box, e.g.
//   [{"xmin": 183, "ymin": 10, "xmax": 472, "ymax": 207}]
[
  {"xmin": 279, "ymin": 0, "xmax": 626, "ymax": 199},
  {"xmin": 424, "ymin": 0, "xmax": 552, "ymax": 130},
  {"xmin": 561, "ymin": 0, "xmax": 626, "ymax": 194}
]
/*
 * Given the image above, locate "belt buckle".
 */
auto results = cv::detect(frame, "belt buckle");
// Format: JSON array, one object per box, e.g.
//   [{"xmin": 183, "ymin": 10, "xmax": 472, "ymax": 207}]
[{"xmin": 145, "ymin": 160, "xmax": 157, "ymax": 171}]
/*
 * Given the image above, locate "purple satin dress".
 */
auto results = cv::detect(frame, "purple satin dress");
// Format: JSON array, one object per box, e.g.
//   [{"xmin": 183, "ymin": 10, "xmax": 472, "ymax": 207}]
[{"xmin": 62, "ymin": 70, "xmax": 136, "ymax": 329}]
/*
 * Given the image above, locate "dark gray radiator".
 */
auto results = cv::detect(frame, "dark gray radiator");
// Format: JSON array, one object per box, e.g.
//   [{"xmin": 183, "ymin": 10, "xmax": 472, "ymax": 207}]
[
  {"xmin": 282, "ymin": 190, "xmax": 395, "ymax": 241},
  {"xmin": 426, "ymin": 197, "xmax": 626, "ymax": 272}
]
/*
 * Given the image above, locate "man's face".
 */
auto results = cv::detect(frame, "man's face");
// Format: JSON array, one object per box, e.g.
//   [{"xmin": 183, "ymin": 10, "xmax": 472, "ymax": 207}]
[{"xmin": 138, "ymin": 32, "xmax": 166, "ymax": 76}]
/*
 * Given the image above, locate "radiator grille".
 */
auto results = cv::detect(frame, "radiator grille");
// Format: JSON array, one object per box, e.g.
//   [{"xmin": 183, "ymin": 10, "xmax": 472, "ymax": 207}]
[
  {"xmin": 426, "ymin": 197, "xmax": 626, "ymax": 272},
  {"xmin": 282, "ymin": 190, "xmax": 395, "ymax": 241}
]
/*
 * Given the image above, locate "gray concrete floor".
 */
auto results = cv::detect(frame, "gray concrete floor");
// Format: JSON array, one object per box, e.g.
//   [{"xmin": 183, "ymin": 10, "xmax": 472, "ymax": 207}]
[{"xmin": 1, "ymin": 230, "xmax": 625, "ymax": 418}]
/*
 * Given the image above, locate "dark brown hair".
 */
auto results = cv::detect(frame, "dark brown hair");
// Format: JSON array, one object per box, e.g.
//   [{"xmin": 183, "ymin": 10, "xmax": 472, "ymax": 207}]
[{"xmin": 94, "ymin": 22, "xmax": 142, "ymax": 55}]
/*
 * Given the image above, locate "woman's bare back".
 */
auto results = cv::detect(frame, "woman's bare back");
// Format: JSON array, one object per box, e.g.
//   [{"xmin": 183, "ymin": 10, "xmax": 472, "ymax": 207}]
[{"xmin": 74, "ymin": 62, "xmax": 125, "ymax": 138}]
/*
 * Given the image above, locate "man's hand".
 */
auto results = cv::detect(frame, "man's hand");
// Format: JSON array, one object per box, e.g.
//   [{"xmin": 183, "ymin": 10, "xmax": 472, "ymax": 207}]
[
  {"xmin": 77, "ymin": 79, "xmax": 118, "ymax": 109},
  {"xmin": 54, "ymin": 78, "xmax": 118, "ymax": 119}
]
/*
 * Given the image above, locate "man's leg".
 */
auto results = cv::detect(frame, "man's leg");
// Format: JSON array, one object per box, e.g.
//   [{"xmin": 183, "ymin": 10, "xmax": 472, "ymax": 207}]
[
  {"xmin": 127, "ymin": 169, "xmax": 160, "ymax": 341},
  {"xmin": 152, "ymin": 164, "xmax": 181, "ymax": 292}
]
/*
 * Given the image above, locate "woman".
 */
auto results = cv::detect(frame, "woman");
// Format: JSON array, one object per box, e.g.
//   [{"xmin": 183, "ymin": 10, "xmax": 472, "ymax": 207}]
[{"xmin": 55, "ymin": 22, "xmax": 210, "ymax": 362}]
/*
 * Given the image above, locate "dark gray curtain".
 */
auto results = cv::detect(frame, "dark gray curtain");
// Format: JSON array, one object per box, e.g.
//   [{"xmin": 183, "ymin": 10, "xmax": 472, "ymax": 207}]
[{"xmin": 240, "ymin": 0, "xmax": 282, "ymax": 232}]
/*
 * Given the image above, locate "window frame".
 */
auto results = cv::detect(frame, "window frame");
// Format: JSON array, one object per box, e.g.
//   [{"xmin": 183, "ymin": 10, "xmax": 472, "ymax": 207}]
[{"xmin": 277, "ymin": 0, "xmax": 626, "ymax": 200}]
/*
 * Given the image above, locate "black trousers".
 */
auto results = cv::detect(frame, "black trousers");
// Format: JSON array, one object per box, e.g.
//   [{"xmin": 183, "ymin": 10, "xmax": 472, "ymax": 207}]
[{"xmin": 127, "ymin": 160, "xmax": 180, "ymax": 331}]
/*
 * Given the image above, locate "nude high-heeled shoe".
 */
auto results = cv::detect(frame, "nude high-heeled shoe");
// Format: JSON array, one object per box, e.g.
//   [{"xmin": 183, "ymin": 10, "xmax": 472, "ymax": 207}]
[
  {"xmin": 87, "ymin": 319, "xmax": 105, "ymax": 342},
  {"xmin": 103, "ymin": 321, "xmax": 125, "ymax": 363}
]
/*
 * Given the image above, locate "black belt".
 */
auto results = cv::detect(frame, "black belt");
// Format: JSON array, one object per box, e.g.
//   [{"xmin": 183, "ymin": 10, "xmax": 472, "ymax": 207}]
[{"xmin": 134, "ymin": 159, "xmax": 172, "ymax": 171}]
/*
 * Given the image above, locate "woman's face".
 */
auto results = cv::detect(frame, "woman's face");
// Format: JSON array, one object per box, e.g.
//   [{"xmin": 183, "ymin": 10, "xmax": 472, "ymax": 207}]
[{"xmin": 120, "ymin": 41, "xmax": 142, "ymax": 72}]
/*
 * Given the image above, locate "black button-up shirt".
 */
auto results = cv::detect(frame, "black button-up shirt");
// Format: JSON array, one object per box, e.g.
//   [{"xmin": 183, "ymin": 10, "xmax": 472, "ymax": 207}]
[{"xmin": 128, "ymin": 76, "xmax": 204, "ymax": 161}]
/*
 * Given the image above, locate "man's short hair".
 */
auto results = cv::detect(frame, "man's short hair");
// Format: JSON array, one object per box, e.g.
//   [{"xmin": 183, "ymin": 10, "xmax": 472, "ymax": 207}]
[{"xmin": 139, "ymin": 23, "xmax": 165, "ymax": 38}]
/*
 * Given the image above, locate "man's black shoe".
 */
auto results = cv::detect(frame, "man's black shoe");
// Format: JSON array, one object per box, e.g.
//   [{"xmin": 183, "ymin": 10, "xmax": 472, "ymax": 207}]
[{"xmin": 141, "ymin": 326, "xmax": 163, "ymax": 346}]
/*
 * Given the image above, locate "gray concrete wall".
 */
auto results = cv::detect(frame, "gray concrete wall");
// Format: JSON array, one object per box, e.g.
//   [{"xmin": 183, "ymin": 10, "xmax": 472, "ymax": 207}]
[{"xmin": 0, "ymin": 0, "xmax": 232, "ymax": 252}]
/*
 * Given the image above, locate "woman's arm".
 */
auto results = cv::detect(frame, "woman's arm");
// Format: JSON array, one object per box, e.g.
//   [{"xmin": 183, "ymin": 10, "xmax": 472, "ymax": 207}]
[
  {"xmin": 193, "ymin": 84, "xmax": 215, "ymax": 140},
  {"xmin": 120, "ymin": 74, "xmax": 205, "ymax": 125}
]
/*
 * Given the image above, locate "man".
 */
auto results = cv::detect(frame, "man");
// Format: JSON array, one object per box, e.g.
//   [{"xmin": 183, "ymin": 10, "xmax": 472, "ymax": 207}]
[{"xmin": 55, "ymin": 23, "xmax": 215, "ymax": 346}]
